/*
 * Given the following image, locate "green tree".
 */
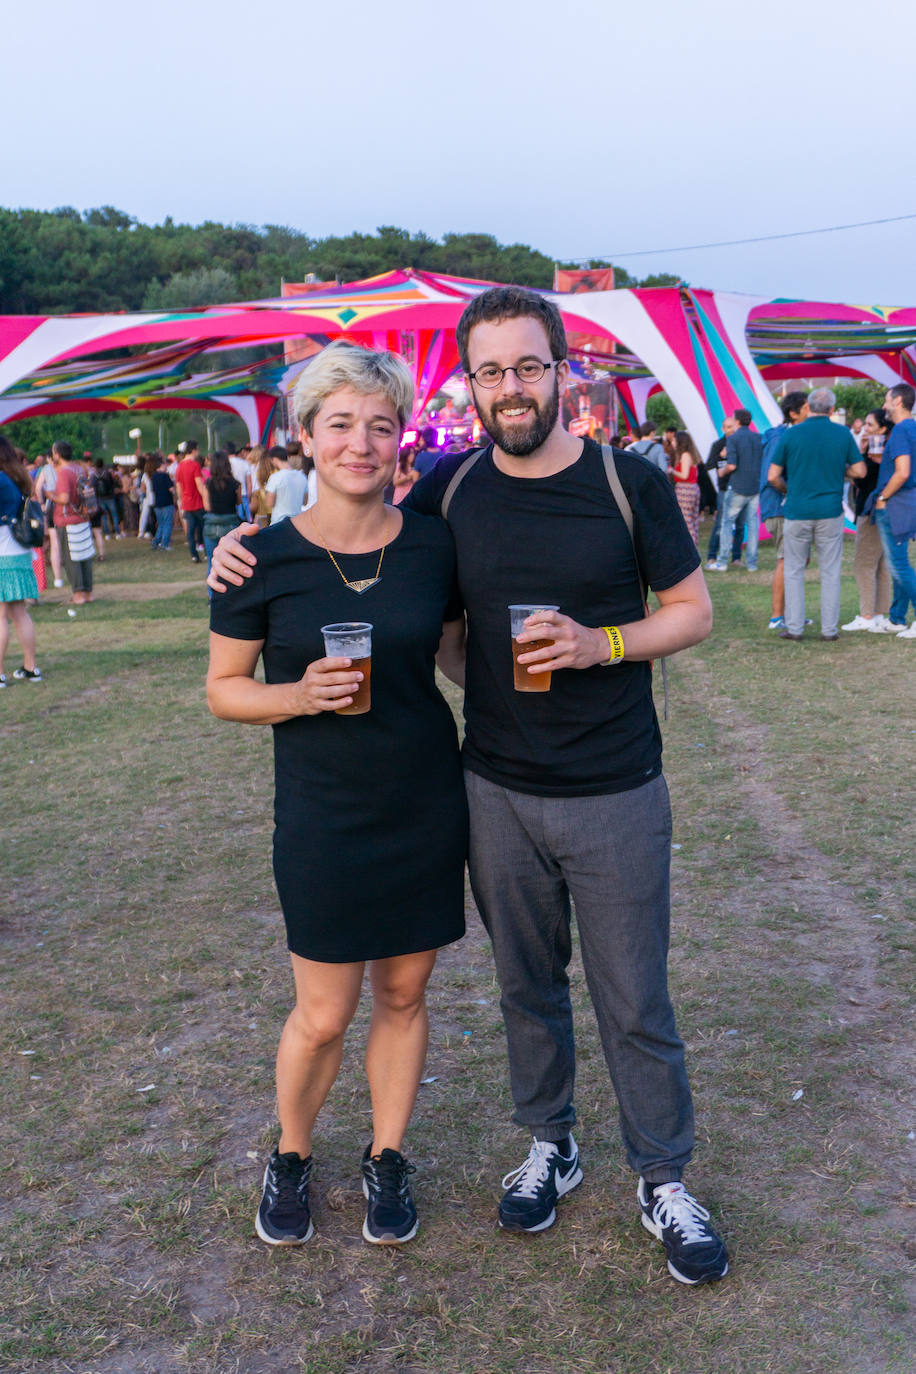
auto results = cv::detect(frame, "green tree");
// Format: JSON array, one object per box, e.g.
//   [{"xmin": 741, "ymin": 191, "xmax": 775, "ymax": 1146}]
[
  {"xmin": 646, "ymin": 393, "xmax": 683, "ymax": 431},
  {"xmin": 833, "ymin": 380, "xmax": 886, "ymax": 421},
  {"xmin": 1, "ymin": 413, "xmax": 106, "ymax": 458},
  {"xmin": 142, "ymin": 266, "xmax": 238, "ymax": 311}
]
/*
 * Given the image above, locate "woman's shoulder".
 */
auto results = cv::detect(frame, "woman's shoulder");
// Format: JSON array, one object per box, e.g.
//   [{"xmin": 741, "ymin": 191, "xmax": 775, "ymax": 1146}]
[{"xmin": 242, "ymin": 518, "xmax": 307, "ymax": 564}]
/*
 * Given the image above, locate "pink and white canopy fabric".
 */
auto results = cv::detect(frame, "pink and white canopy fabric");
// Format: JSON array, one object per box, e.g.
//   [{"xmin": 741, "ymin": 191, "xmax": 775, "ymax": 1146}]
[{"xmin": 4, "ymin": 272, "xmax": 916, "ymax": 448}]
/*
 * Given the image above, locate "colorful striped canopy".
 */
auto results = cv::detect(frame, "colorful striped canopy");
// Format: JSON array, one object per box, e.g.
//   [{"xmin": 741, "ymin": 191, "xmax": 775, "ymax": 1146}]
[{"xmin": 2, "ymin": 271, "xmax": 914, "ymax": 448}]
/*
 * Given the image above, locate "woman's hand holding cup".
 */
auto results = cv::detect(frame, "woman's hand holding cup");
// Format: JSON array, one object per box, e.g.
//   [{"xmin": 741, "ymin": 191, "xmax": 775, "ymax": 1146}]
[{"xmin": 294, "ymin": 657, "xmax": 364, "ymax": 715}]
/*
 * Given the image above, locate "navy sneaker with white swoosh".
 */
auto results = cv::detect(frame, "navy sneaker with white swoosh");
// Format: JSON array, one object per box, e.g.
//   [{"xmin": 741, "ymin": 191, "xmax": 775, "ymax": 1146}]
[
  {"xmin": 637, "ymin": 1178, "xmax": 728, "ymax": 1284},
  {"xmin": 498, "ymin": 1136, "xmax": 583, "ymax": 1232}
]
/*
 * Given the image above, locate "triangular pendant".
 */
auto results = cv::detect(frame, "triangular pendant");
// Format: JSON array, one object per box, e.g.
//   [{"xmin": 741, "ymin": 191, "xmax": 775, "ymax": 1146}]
[{"xmin": 347, "ymin": 577, "xmax": 380, "ymax": 594}]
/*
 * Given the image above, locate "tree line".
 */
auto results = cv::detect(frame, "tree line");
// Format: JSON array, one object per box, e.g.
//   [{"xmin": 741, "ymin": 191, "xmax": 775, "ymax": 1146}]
[{"xmin": 0, "ymin": 206, "xmax": 679, "ymax": 317}]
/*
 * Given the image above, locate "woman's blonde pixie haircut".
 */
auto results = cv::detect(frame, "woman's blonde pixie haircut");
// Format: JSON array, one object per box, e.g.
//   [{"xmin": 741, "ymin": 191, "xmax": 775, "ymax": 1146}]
[{"xmin": 292, "ymin": 341, "xmax": 415, "ymax": 435}]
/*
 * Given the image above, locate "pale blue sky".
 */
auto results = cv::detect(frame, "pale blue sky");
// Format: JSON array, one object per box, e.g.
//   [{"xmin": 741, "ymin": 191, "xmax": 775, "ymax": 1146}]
[{"xmin": 5, "ymin": 0, "xmax": 916, "ymax": 303}]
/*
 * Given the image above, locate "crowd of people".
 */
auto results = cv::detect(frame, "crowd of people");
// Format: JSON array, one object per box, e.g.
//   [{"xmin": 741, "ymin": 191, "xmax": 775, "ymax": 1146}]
[
  {"xmin": 606, "ymin": 387, "xmax": 916, "ymax": 641},
  {"xmin": 8, "ymin": 387, "xmax": 914, "ymax": 649}
]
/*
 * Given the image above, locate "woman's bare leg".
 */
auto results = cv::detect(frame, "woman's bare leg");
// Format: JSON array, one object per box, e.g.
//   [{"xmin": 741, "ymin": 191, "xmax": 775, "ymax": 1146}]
[
  {"xmin": 8, "ymin": 603, "xmax": 36, "ymax": 671},
  {"xmin": 47, "ymin": 527, "xmax": 62, "ymax": 584},
  {"xmin": 275, "ymin": 954, "xmax": 364, "ymax": 1158},
  {"xmin": 365, "ymin": 949, "xmax": 438, "ymax": 1154}
]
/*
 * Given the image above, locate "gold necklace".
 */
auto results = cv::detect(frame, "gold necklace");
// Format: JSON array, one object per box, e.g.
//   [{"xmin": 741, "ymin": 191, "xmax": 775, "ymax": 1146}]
[{"xmin": 308, "ymin": 510, "xmax": 387, "ymax": 594}]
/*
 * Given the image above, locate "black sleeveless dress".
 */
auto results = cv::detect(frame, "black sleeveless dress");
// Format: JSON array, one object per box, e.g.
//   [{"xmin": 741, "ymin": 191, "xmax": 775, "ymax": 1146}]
[{"xmin": 210, "ymin": 510, "xmax": 467, "ymax": 961}]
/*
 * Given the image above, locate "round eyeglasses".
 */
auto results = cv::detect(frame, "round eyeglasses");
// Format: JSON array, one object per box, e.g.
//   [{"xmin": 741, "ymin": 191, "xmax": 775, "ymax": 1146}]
[{"xmin": 468, "ymin": 359, "xmax": 561, "ymax": 389}]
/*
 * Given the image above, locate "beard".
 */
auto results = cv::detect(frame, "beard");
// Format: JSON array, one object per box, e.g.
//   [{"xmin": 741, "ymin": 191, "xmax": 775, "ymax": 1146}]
[{"xmin": 477, "ymin": 377, "xmax": 560, "ymax": 456}]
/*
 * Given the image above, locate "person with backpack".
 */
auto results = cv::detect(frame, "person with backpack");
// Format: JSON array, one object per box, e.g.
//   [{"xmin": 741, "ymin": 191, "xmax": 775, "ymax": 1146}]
[
  {"xmin": 207, "ymin": 289, "xmax": 729, "ymax": 1287},
  {"xmin": 48, "ymin": 440, "xmax": 95, "ymax": 604},
  {"xmin": 629, "ymin": 420, "xmax": 669, "ymax": 473},
  {"xmin": 77, "ymin": 455, "xmax": 105, "ymax": 562},
  {"xmin": 0, "ymin": 434, "xmax": 42, "ymax": 685}
]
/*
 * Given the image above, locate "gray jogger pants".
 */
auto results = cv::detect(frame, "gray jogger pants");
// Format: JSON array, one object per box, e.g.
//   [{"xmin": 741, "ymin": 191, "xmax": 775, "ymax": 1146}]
[{"xmin": 465, "ymin": 769, "xmax": 694, "ymax": 1183}]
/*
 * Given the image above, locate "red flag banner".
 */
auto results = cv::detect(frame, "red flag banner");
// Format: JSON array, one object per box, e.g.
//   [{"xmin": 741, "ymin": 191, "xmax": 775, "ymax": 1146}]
[{"xmin": 553, "ymin": 267, "xmax": 615, "ymax": 294}]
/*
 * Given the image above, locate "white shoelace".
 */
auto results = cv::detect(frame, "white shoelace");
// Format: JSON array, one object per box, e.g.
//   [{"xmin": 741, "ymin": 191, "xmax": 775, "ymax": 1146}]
[
  {"xmin": 501, "ymin": 1138, "xmax": 558, "ymax": 1196},
  {"xmin": 650, "ymin": 1183, "xmax": 713, "ymax": 1245}
]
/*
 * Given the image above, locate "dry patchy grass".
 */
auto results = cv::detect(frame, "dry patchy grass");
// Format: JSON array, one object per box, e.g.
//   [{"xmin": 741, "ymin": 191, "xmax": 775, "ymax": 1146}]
[{"xmin": 1, "ymin": 536, "xmax": 914, "ymax": 1374}]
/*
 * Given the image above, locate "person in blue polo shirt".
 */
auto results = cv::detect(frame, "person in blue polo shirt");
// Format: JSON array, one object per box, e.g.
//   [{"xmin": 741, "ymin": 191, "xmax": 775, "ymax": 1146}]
[
  {"xmin": 767, "ymin": 388, "xmax": 865, "ymax": 640},
  {"xmin": 875, "ymin": 383, "xmax": 916, "ymax": 637}
]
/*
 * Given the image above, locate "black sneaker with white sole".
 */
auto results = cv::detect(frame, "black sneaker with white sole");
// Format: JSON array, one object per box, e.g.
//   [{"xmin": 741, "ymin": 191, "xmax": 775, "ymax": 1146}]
[
  {"xmin": 637, "ymin": 1178, "xmax": 728, "ymax": 1284},
  {"xmin": 498, "ymin": 1135, "xmax": 583, "ymax": 1232},
  {"xmin": 361, "ymin": 1146, "xmax": 418, "ymax": 1244},
  {"xmin": 255, "ymin": 1148, "xmax": 314, "ymax": 1245},
  {"xmin": 12, "ymin": 667, "xmax": 42, "ymax": 681}
]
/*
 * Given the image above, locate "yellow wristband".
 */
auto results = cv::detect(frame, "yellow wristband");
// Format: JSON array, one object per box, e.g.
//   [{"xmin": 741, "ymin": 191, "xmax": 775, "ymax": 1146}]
[{"xmin": 601, "ymin": 625, "xmax": 625, "ymax": 665}]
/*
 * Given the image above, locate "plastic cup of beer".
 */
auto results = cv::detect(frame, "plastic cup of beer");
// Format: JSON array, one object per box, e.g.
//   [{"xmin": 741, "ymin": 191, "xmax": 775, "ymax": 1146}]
[
  {"xmin": 509, "ymin": 604, "xmax": 559, "ymax": 693},
  {"xmin": 321, "ymin": 622, "xmax": 372, "ymax": 715}
]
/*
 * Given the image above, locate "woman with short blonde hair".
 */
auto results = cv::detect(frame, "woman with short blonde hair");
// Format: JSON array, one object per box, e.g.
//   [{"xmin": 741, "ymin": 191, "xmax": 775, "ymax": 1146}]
[{"xmin": 207, "ymin": 344, "xmax": 467, "ymax": 1251}]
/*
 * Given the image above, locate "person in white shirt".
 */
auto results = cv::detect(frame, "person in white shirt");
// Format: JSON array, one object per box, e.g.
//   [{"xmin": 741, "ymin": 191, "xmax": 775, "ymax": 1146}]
[
  {"xmin": 33, "ymin": 454, "xmax": 64, "ymax": 586},
  {"xmin": 264, "ymin": 446, "xmax": 309, "ymax": 524}
]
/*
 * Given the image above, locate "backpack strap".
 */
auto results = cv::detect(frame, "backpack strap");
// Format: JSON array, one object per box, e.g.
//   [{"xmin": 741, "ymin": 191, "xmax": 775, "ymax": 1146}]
[
  {"xmin": 601, "ymin": 444, "xmax": 669, "ymax": 721},
  {"xmin": 439, "ymin": 449, "xmax": 486, "ymax": 521},
  {"xmin": 601, "ymin": 445, "xmax": 644, "ymax": 605}
]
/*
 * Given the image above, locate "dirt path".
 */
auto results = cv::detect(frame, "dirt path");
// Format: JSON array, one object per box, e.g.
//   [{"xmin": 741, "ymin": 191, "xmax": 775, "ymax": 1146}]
[
  {"xmin": 678, "ymin": 652, "xmax": 916, "ymax": 1271},
  {"xmin": 39, "ymin": 579, "xmax": 204, "ymax": 604}
]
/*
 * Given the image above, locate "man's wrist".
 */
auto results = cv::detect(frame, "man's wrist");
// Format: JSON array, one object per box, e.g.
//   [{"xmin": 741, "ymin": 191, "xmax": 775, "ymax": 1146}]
[{"xmin": 599, "ymin": 625, "xmax": 625, "ymax": 666}]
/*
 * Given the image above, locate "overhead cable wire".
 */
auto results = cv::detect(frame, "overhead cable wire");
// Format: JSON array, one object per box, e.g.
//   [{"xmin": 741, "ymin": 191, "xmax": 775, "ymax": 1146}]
[{"xmin": 572, "ymin": 211, "xmax": 916, "ymax": 262}]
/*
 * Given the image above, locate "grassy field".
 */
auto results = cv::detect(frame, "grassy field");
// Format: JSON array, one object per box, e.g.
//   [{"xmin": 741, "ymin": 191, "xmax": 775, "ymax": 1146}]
[{"xmin": 2, "ymin": 532, "xmax": 914, "ymax": 1374}]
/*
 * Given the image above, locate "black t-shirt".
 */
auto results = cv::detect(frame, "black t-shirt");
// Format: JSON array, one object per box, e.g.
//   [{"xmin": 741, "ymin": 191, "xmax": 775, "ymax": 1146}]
[
  {"xmin": 706, "ymin": 435, "xmax": 730, "ymax": 491},
  {"xmin": 206, "ymin": 477, "xmax": 241, "ymax": 515},
  {"xmin": 151, "ymin": 470, "xmax": 174, "ymax": 506},
  {"xmin": 851, "ymin": 449, "xmax": 882, "ymax": 518},
  {"xmin": 404, "ymin": 438, "xmax": 700, "ymax": 797}
]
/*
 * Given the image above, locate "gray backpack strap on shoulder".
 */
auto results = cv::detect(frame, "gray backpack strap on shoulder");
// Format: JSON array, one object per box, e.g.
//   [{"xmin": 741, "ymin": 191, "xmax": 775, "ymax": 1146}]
[
  {"xmin": 600, "ymin": 444, "xmax": 669, "ymax": 720},
  {"xmin": 439, "ymin": 449, "xmax": 485, "ymax": 521}
]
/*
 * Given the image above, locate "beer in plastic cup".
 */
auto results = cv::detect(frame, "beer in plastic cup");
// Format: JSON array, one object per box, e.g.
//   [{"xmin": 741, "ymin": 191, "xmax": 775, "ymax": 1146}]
[
  {"xmin": 509, "ymin": 604, "xmax": 559, "ymax": 693},
  {"xmin": 320, "ymin": 622, "xmax": 372, "ymax": 715}
]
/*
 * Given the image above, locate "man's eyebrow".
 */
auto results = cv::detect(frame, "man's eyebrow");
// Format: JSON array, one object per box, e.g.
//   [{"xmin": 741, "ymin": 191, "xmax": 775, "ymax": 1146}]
[{"xmin": 474, "ymin": 353, "xmax": 545, "ymax": 367}]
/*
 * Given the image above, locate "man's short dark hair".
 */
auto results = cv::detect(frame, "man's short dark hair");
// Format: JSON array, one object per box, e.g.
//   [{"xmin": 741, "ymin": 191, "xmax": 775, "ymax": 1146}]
[
  {"xmin": 225, "ymin": 441, "xmax": 237, "ymax": 455},
  {"xmin": 889, "ymin": 382, "xmax": 915, "ymax": 411},
  {"xmin": 286, "ymin": 440, "xmax": 302, "ymax": 458},
  {"xmin": 456, "ymin": 286, "xmax": 567, "ymax": 374},
  {"xmin": 734, "ymin": 408, "xmax": 752, "ymax": 427},
  {"xmin": 780, "ymin": 391, "xmax": 809, "ymax": 423},
  {"xmin": 185, "ymin": 439, "xmax": 199, "ymax": 453},
  {"xmin": 638, "ymin": 420, "xmax": 658, "ymax": 438},
  {"xmin": 52, "ymin": 440, "xmax": 72, "ymax": 462},
  {"xmin": 267, "ymin": 445, "xmax": 288, "ymax": 462}
]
